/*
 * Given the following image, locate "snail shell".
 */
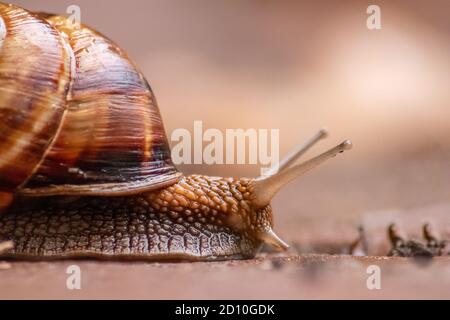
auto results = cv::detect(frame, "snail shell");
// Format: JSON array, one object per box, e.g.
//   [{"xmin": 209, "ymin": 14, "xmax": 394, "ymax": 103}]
[{"xmin": 0, "ymin": 3, "xmax": 181, "ymax": 198}]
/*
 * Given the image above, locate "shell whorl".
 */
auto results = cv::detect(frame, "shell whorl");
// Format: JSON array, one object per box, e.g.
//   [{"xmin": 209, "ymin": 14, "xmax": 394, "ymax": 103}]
[
  {"xmin": 0, "ymin": 4, "xmax": 71, "ymax": 192},
  {"xmin": 0, "ymin": 4, "xmax": 181, "ymax": 197}
]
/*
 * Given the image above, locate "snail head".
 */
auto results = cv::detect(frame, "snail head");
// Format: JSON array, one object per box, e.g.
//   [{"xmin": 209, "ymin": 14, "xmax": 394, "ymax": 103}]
[{"xmin": 245, "ymin": 129, "xmax": 352, "ymax": 251}]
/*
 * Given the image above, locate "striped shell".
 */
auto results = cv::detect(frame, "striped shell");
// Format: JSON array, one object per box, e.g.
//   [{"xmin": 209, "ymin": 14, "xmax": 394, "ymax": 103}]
[{"xmin": 0, "ymin": 3, "xmax": 181, "ymax": 197}]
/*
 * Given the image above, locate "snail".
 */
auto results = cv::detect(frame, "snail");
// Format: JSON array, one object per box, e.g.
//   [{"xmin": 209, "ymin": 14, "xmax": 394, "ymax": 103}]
[{"xmin": 0, "ymin": 3, "xmax": 352, "ymax": 261}]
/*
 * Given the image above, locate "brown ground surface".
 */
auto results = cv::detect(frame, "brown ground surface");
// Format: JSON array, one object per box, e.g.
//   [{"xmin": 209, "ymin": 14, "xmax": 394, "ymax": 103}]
[{"xmin": 1, "ymin": 255, "xmax": 449, "ymax": 299}]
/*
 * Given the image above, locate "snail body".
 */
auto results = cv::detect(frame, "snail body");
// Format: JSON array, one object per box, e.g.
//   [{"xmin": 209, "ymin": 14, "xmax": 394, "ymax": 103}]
[
  {"xmin": 1, "ymin": 176, "xmax": 267, "ymax": 260},
  {"xmin": 0, "ymin": 3, "xmax": 352, "ymax": 261}
]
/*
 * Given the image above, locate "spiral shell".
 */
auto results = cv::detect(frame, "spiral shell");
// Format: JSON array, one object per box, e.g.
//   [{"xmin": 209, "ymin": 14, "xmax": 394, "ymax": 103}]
[{"xmin": 0, "ymin": 3, "xmax": 181, "ymax": 197}]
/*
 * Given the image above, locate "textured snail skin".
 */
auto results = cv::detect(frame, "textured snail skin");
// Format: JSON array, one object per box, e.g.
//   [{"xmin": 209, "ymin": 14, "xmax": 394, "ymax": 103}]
[{"xmin": 0, "ymin": 175, "xmax": 272, "ymax": 260}]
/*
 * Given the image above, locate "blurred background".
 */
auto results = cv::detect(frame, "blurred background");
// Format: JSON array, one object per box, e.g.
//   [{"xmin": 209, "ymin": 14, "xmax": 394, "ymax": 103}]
[{"xmin": 14, "ymin": 0, "xmax": 450, "ymax": 241}]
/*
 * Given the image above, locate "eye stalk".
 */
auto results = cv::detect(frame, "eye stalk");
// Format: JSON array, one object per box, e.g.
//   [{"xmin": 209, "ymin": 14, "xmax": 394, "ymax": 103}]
[
  {"xmin": 263, "ymin": 127, "xmax": 329, "ymax": 176},
  {"xmin": 252, "ymin": 130, "xmax": 352, "ymax": 209}
]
